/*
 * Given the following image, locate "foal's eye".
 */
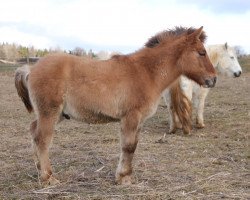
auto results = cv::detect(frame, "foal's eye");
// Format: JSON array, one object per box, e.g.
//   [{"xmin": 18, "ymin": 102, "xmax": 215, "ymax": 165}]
[
  {"xmin": 198, "ymin": 51, "xmax": 206, "ymax": 56},
  {"xmin": 230, "ymin": 56, "xmax": 234, "ymax": 59}
]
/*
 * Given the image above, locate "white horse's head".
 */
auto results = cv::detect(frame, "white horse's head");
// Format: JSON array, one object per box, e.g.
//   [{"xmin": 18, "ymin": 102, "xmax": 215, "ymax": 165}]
[{"xmin": 208, "ymin": 43, "xmax": 242, "ymax": 78}]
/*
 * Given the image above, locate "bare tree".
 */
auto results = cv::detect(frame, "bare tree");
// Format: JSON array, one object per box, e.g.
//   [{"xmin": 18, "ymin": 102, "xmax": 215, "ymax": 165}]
[
  {"xmin": 0, "ymin": 45, "xmax": 6, "ymax": 60},
  {"xmin": 29, "ymin": 46, "xmax": 37, "ymax": 57},
  {"xmin": 70, "ymin": 47, "xmax": 86, "ymax": 57},
  {"xmin": 49, "ymin": 46, "xmax": 64, "ymax": 53},
  {"xmin": 3, "ymin": 43, "xmax": 19, "ymax": 61},
  {"xmin": 87, "ymin": 49, "xmax": 97, "ymax": 58}
]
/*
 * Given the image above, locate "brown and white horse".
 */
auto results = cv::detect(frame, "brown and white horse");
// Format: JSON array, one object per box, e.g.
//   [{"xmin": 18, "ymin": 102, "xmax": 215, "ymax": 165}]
[{"xmin": 15, "ymin": 26, "xmax": 216, "ymax": 185}]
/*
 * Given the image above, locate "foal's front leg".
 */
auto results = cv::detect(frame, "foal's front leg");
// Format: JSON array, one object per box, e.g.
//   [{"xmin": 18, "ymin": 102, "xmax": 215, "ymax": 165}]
[{"xmin": 116, "ymin": 112, "xmax": 141, "ymax": 185}]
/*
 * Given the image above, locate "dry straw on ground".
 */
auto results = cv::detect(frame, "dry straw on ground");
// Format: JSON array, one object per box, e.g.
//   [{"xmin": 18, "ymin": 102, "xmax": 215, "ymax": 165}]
[{"xmin": 0, "ymin": 62, "xmax": 249, "ymax": 199}]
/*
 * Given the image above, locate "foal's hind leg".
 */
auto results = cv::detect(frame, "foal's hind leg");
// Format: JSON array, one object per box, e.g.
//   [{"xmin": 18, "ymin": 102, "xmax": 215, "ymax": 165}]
[
  {"xmin": 30, "ymin": 120, "xmax": 40, "ymax": 170},
  {"xmin": 30, "ymin": 114, "xmax": 60, "ymax": 185},
  {"xmin": 116, "ymin": 112, "xmax": 141, "ymax": 185}
]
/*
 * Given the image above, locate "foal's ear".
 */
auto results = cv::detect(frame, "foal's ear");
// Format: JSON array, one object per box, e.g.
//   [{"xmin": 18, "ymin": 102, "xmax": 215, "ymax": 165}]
[
  {"xmin": 196, "ymin": 26, "xmax": 203, "ymax": 38},
  {"xmin": 187, "ymin": 26, "xmax": 203, "ymax": 41}
]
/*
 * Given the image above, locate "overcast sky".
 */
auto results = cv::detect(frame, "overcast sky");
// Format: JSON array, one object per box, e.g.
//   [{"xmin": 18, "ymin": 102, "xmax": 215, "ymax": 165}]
[{"xmin": 0, "ymin": 0, "xmax": 250, "ymax": 54}]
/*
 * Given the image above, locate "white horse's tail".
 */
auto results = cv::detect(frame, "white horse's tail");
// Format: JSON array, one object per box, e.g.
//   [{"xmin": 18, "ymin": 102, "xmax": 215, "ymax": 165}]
[
  {"xmin": 15, "ymin": 65, "xmax": 33, "ymax": 113},
  {"xmin": 170, "ymin": 79, "xmax": 192, "ymax": 134}
]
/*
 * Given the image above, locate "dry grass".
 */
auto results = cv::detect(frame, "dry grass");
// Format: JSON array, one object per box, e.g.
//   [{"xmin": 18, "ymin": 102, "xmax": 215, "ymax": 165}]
[
  {"xmin": 239, "ymin": 55, "xmax": 250, "ymax": 72},
  {"xmin": 0, "ymin": 61, "xmax": 249, "ymax": 199}
]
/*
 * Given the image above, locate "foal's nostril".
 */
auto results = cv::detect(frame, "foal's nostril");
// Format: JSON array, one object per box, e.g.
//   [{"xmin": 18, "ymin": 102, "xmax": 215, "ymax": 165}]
[
  {"xmin": 205, "ymin": 77, "xmax": 216, "ymax": 88},
  {"xmin": 205, "ymin": 79, "xmax": 210, "ymax": 87}
]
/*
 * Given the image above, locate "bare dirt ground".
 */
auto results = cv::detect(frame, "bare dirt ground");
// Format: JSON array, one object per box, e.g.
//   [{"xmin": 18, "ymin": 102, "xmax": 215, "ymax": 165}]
[{"xmin": 0, "ymin": 66, "xmax": 249, "ymax": 199}]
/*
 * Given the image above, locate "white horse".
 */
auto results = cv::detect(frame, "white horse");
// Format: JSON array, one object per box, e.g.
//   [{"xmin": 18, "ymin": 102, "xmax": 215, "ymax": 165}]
[{"xmin": 163, "ymin": 43, "xmax": 242, "ymax": 134}]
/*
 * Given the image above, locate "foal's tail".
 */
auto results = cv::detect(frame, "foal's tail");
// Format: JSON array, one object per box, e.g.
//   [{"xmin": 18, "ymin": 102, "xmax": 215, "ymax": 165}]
[
  {"xmin": 15, "ymin": 65, "xmax": 33, "ymax": 113},
  {"xmin": 170, "ymin": 79, "xmax": 192, "ymax": 134}
]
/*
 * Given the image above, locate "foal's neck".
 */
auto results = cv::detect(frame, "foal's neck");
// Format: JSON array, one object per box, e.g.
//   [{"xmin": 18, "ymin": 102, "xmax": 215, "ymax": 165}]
[
  {"xmin": 154, "ymin": 59, "xmax": 180, "ymax": 92},
  {"xmin": 135, "ymin": 45, "xmax": 182, "ymax": 93}
]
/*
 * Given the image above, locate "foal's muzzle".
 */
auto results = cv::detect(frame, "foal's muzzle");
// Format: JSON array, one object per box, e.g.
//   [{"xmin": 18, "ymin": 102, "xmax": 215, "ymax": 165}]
[{"xmin": 205, "ymin": 77, "xmax": 217, "ymax": 88}]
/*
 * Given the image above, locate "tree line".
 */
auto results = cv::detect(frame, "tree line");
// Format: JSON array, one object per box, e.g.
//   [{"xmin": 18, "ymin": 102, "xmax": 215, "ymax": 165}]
[
  {"xmin": 1, "ymin": 42, "xmax": 246, "ymax": 63},
  {"xmin": 0, "ymin": 43, "xmax": 99, "ymax": 62}
]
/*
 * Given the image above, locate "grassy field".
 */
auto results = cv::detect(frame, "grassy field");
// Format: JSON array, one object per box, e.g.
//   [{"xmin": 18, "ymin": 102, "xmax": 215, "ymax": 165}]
[{"xmin": 0, "ymin": 58, "xmax": 249, "ymax": 199}]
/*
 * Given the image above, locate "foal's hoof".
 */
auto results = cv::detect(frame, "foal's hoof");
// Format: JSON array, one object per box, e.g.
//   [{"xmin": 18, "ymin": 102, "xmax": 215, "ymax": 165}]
[
  {"xmin": 183, "ymin": 129, "xmax": 190, "ymax": 135},
  {"xmin": 116, "ymin": 174, "xmax": 132, "ymax": 185},
  {"xmin": 42, "ymin": 176, "xmax": 60, "ymax": 187}
]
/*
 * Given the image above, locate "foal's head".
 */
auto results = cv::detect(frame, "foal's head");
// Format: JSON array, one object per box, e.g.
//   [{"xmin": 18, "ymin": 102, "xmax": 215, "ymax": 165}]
[
  {"xmin": 178, "ymin": 27, "xmax": 217, "ymax": 87},
  {"xmin": 146, "ymin": 26, "xmax": 217, "ymax": 88}
]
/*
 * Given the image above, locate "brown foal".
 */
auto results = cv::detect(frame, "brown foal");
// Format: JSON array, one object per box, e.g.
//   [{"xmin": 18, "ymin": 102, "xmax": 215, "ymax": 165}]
[{"xmin": 15, "ymin": 26, "xmax": 216, "ymax": 185}]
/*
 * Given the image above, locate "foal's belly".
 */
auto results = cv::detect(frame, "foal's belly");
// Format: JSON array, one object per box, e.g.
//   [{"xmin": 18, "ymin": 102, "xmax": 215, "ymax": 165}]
[
  {"xmin": 63, "ymin": 104, "xmax": 120, "ymax": 124},
  {"xmin": 80, "ymin": 110, "xmax": 120, "ymax": 124}
]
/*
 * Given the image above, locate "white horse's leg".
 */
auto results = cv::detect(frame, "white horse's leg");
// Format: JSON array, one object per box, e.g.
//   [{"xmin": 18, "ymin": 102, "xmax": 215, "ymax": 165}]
[
  {"xmin": 182, "ymin": 79, "xmax": 193, "ymax": 101},
  {"xmin": 194, "ymin": 87, "xmax": 209, "ymax": 128}
]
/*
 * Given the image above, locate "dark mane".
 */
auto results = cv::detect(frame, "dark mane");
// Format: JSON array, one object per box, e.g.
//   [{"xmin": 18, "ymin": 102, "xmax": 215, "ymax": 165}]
[
  {"xmin": 145, "ymin": 26, "xmax": 207, "ymax": 48},
  {"xmin": 111, "ymin": 54, "xmax": 122, "ymax": 59}
]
